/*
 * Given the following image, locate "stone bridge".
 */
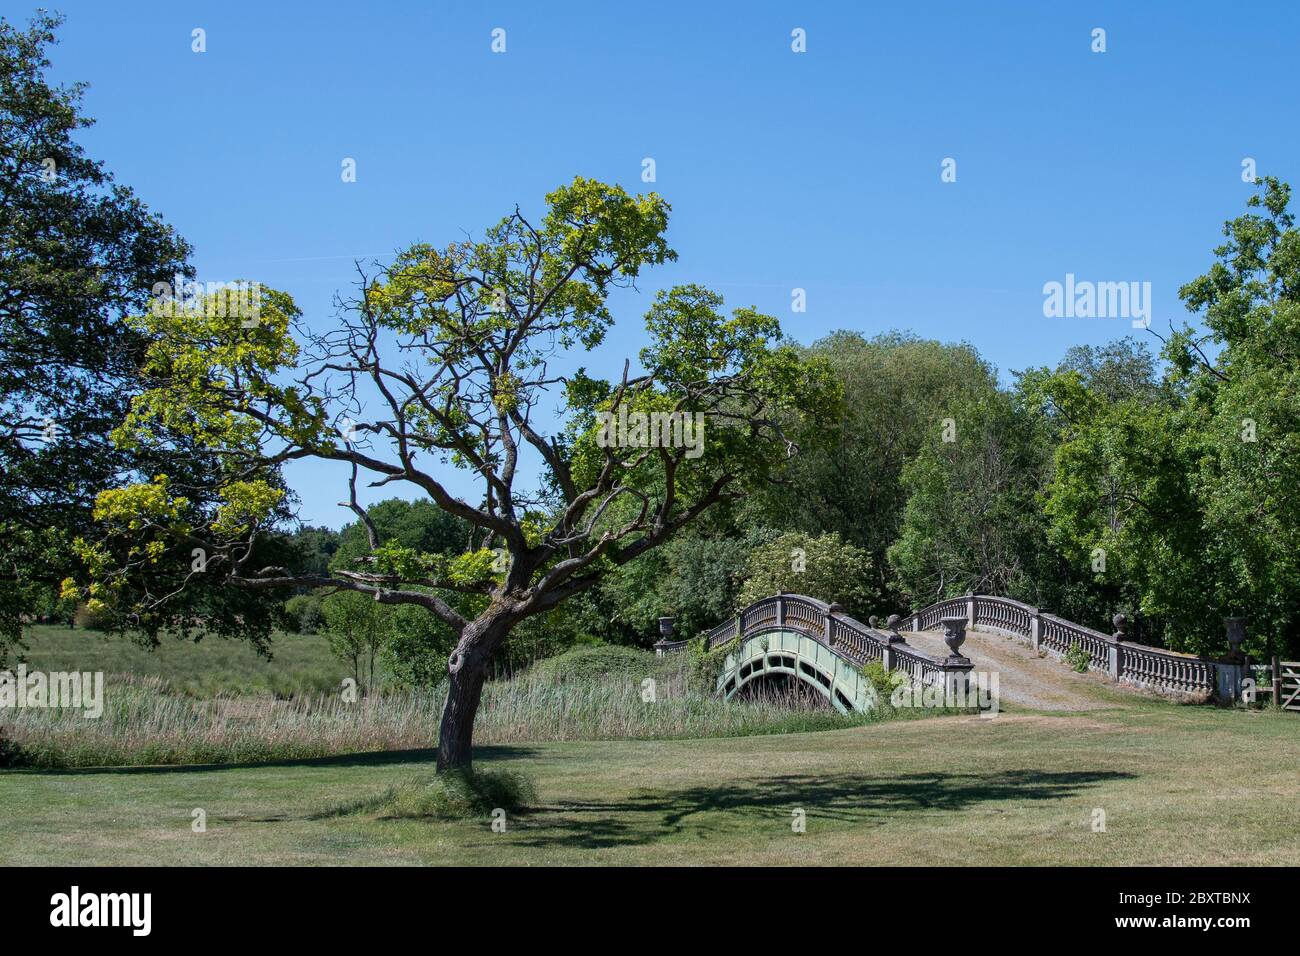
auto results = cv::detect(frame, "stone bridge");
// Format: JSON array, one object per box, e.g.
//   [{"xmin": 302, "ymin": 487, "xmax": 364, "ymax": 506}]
[{"xmin": 656, "ymin": 593, "xmax": 1248, "ymax": 714}]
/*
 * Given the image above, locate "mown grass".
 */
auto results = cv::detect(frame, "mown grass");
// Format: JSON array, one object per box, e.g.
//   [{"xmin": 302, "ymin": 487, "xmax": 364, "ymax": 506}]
[
  {"xmin": 2, "ymin": 703, "xmax": 1296, "ymax": 865},
  {"xmin": 1, "ymin": 652, "xmax": 913, "ymax": 768}
]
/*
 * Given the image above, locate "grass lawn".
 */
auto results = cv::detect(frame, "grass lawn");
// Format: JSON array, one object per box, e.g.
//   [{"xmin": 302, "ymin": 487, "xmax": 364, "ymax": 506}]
[
  {"xmin": 17, "ymin": 624, "xmax": 347, "ymax": 697},
  {"xmin": 3, "ymin": 700, "xmax": 1296, "ymax": 865}
]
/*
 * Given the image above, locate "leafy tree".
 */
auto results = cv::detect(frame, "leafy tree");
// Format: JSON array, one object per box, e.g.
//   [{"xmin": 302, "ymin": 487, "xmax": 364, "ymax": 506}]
[
  {"xmin": 595, "ymin": 515, "xmax": 767, "ymax": 642},
  {"xmin": 381, "ymin": 602, "xmax": 457, "ymax": 689},
  {"xmin": 286, "ymin": 525, "xmax": 340, "ymax": 577},
  {"xmin": 888, "ymin": 390, "xmax": 1050, "ymax": 607},
  {"xmin": 332, "ymin": 498, "xmax": 468, "ymax": 572},
  {"xmin": 81, "ymin": 178, "xmax": 840, "ymax": 770},
  {"xmin": 757, "ymin": 331, "xmax": 1000, "ymax": 602},
  {"xmin": 321, "ymin": 590, "xmax": 385, "ymax": 694},
  {"xmin": 283, "ymin": 592, "xmax": 325, "ymax": 633},
  {"xmin": 1028, "ymin": 178, "xmax": 1300, "ymax": 657},
  {"xmin": 1164, "ymin": 176, "xmax": 1300, "ymax": 657},
  {"xmin": 0, "ymin": 13, "xmax": 191, "ymax": 660},
  {"xmin": 736, "ymin": 531, "xmax": 877, "ymax": 619}
]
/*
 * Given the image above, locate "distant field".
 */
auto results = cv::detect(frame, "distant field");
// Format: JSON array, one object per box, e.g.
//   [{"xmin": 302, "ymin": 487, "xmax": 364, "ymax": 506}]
[
  {"xmin": 16, "ymin": 625, "xmax": 347, "ymax": 697},
  {"xmin": 2, "ymin": 703, "xmax": 1296, "ymax": 866}
]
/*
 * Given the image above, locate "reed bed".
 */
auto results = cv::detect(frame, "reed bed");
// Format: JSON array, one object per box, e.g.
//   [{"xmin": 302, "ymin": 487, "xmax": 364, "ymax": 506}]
[{"xmin": 1, "ymin": 665, "xmax": 883, "ymax": 769}]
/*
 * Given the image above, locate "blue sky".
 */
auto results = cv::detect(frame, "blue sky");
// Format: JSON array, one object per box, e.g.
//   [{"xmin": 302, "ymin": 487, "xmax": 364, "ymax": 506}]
[{"xmin": 27, "ymin": 0, "xmax": 1300, "ymax": 528}]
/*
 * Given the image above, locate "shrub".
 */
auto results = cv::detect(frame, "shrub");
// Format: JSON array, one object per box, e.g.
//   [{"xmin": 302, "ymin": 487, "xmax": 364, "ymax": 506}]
[
  {"xmin": 736, "ymin": 531, "xmax": 879, "ymax": 619},
  {"xmin": 689, "ymin": 634, "xmax": 737, "ymax": 689},
  {"xmin": 72, "ymin": 602, "xmax": 113, "ymax": 631},
  {"xmin": 860, "ymin": 660, "xmax": 907, "ymax": 701},
  {"xmin": 1065, "ymin": 642, "xmax": 1090, "ymax": 673},
  {"xmin": 284, "ymin": 593, "xmax": 324, "ymax": 634},
  {"xmin": 382, "ymin": 604, "xmax": 454, "ymax": 689},
  {"xmin": 527, "ymin": 644, "xmax": 651, "ymax": 683}
]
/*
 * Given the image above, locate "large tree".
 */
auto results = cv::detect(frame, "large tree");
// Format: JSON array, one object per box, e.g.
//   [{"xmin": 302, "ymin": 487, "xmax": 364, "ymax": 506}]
[
  {"xmin": 0, "ymin": 13, "xmax": 193, "ymax": 659},
  {"xmin": 76, "ymin": 178, "xmax": 839, "ymax": 770},
  {"xmin": 756, "ymin": 331, "xmax": 999, "ymax": 602},
  {"xmin": 1026, "ymin": 178, "xmax": 1300, "ymax": 657}
]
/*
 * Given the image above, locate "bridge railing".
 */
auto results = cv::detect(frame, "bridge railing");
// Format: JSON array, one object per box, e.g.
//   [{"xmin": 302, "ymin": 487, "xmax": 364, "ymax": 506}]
[
  {"xmin": 898, "ymin": 592, "xmax": 1233, "ymax": 699},
  {"xmin": 674, "ymin": 593, "xmax": 968, "ymax": 686}
]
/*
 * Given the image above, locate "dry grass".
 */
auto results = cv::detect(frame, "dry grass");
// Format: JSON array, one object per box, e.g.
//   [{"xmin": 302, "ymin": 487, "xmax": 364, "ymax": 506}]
[{"xmin": 1, "ymin": 658, "xmax": 893, "ymax": 768}]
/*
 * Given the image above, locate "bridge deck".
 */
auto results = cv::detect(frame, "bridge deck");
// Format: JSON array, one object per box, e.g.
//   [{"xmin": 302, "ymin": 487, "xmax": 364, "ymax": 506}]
[{"xmin": 908, "ymin": 628, "xmax": 1111, "ymax": 711}]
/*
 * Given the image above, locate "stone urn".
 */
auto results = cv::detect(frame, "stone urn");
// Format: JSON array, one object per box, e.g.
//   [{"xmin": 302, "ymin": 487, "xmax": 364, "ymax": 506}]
[
  {"xmin": 1223, "ymin": 617, "xmax": 1247, "ymax": 661},
  {"xmin": 1112, "ymin": 612, "xmax": 1128, "ymax": 641},
  {"xmin": 940, "ymin": 616, "xmax": 968, "ymax": 658},
  {"xmin": 658, "ymin": 616, "xmax": 675, "ymax": 640}
]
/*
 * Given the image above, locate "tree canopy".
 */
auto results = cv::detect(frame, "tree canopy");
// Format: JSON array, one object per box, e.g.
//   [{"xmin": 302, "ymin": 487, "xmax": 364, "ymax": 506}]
[
  {"xmin": 0, "ymin": 13, "xmax": 192, "ymax": 661},
  {"xmin": 75, "ymin": 177, "xmax": 841, "ymax": 769}
]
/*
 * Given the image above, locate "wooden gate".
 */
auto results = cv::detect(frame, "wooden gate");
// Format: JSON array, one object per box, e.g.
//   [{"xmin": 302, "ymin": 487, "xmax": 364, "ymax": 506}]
[
  {"xmin": 1256, "ymin": 657, "xmax": 1300, "ymax": 712},
  {"xmin": 1280, "ymin": 660, "xmax": 1300, "ymax": 712}
]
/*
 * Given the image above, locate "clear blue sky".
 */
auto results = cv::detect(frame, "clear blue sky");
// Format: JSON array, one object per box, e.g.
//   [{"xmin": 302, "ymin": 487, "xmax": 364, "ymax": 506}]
[{"xmin": 27, "ymin": 0, "xmax": 1300, "ymax": 528}]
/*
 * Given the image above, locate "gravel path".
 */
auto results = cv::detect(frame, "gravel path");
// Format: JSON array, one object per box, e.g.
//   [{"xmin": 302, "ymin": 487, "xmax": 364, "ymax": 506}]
[{"xmin": 904, "ymin": 627, "xmax": 1112, "ymax": 711}]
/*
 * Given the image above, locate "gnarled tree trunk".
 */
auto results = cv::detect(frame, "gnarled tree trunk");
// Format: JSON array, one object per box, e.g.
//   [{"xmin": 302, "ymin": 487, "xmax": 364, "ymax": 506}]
[{"xmin": 435, "ymin": 610, "xmax": 514, "ymax": 772}]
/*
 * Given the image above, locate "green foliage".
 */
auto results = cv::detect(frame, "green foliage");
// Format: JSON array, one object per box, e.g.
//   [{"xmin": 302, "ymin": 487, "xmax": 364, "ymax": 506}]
[
  {"xmin": 330, "ymin": 499, "xmax": 468, "ymax": 573},
  {"xmin": 283, "ymin": 593, "xmax": 325, "ymax": 634},
  {"xmin": 1026, "ymin": 179, "xmax": 1300, "ymax": 656},
  {"xmin": 525, "ymin": 644, "xmax": 652, "ymax": 684},
  {"xmin": 0, "ymin": 13, "xmax": 193, "ymax": 658},
  {"xmin": 689, "ymin": 634, "xmax": 738, "ymax": 689},
  {"xmin": 381, "ymin": 604, "xmax": 454, "ymax": 689},
  {"xmin": 888, "ymin": 390, "xmax": 1051, "ymax": 606},
  {"xmin": 1065, "ymin": 642, "xmax": 1091, "ymax": 673},
  {"xmin": 285, "ymin": 526, "xmax": 340, "ymax": 576},
  {"xmin": 321, "ymin": 591, "xmax": 387, "ymax": 692},
  {"xmin": 754, "ymin": 331, "xmax": 1000, "ymax": 602},
  {"xmin": 737, "ymin": 531, "xmax": 878, "ymax": 619},
  {"xmin": 595, "ymin": 518, "xmax": 764, "ymax": 643},
  {"xmin": 860, "ymin": 660, "xmax": 908, "ymax": 701}
]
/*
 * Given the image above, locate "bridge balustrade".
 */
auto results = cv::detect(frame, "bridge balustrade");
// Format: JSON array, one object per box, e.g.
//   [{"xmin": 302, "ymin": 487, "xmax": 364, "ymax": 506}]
[{"xmin": 674, "ymin": 591, "xmax": 1240, "ymax": 703}]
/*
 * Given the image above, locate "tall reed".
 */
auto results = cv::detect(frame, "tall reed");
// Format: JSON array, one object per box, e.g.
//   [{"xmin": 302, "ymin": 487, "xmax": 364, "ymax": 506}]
[{"xmin": 1, "ymin": 664, "xmax": 885, "ymax": 769}]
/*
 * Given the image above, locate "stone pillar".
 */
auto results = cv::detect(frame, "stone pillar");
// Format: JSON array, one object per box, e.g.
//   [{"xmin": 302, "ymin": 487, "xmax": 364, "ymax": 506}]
[
  {"xmin": 966, "ymin": 591, "xmax": 976, "ymax": 628},
  {"xmin": 775, "ymin": 592, "xmax": 785, "ymax": 629},
  {"xmin": 1110, "ymin": 613, "xmax": 1127, "ymax": 681},
  {"xmin": 1029, "ymin": 607, "xmax": 1041, "ymax": 652},
  {"xmin": 879, "ymin": 626, "xmax": 903, "ymax": 673},
  {"xmin": 825, "ymin": 603, "xmax": 841, "ymax": 646}
]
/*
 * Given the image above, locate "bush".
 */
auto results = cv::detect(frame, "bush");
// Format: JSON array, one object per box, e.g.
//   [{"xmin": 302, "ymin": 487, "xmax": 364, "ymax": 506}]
[
  {"xmin": 736, "ymin": 531, "xmax": 879, "ymax": 619},
  {"xmin": 72, "ymin": 602, "xmax": 113, "ymax": 631},
  {"xmin": 1065, "ymin": 642, "xmax": 1090, "ymax": 673},
  {"xmin": 382, "ymin": 604, "xmax": 454, "ymax": 689},
  {"xmin": 860, "ymin": 660, "xmax": 908, "ymax": 702},
  {"xmin": 527, "ymin": 644, "xmax": 654, "ymax": 683},
  {"xmin": 689, "ymin": 635, "xmax": 737, "ymax": 689},
  {"xmin": 283, "ymin": 593, "xmax": 325, "ymax": 634}
]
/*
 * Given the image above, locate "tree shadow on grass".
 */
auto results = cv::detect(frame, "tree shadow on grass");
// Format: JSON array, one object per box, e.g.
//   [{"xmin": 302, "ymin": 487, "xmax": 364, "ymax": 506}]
[{"xmin": 506, "ymin": 768, "xmax": 1135, "ymax": 850}]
